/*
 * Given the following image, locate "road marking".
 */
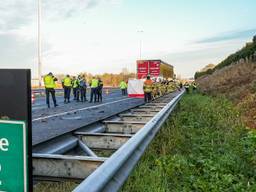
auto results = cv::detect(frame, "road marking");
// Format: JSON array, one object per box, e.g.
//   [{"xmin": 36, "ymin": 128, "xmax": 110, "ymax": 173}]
[
  {"xmin": 32, "ymin": 97, "xmax": 134, "ymax": 122},
  {"xmin": 32, "ymin": 95, "xmax": 127, "ymax": 110},
  {"xmin": 32, "ymin": 92, "xmax": 122, "ymax": 107}
]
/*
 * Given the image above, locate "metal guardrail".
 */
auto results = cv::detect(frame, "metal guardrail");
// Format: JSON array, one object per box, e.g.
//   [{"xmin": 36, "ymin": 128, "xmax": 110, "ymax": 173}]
[{"xmin": 73, "ymin": 90, "xmax": 185, "ymax": 192}]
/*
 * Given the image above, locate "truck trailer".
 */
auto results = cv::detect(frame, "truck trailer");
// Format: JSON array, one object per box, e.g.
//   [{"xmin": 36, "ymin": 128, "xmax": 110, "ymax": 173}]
[
  {"xmin": 128, "ymin": 60, "xmax": 174, "ymax": 98},
  {"xmin": 136, "ymin": 59, "xmax": 174, "ymax": 80}
]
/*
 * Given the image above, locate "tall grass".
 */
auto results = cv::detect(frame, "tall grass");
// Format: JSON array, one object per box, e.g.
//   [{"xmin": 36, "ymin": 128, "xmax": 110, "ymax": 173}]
[
  {"xmin": 122, "ymin": 94, "xmax": 256, "ymax": 192},
  {"xmin": 34, "ymin": 182, "xmax": 77, "ymax": 191}
]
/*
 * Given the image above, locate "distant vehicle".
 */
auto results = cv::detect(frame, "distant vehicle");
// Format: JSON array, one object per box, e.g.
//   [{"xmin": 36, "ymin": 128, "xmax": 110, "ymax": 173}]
[{"xmin": 136, "ymin": 59, "xmax": 174, "ymax": 80}]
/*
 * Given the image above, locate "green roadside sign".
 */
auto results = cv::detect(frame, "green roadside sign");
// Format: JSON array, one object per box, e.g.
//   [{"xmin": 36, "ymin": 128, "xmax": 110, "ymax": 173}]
[{"xmin": 0, "ymin": 120, "xmax": 28, "ymax": 192}]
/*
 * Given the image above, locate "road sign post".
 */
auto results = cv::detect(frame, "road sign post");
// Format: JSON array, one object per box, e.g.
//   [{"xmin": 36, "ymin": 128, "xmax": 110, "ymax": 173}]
[
  {"xmin": 0, "ymin": 69, "xmax": 32, "ymax": 192},
  {"xmin": 0, "ymin": 120, "xmax": 28, "ymax": 191}
]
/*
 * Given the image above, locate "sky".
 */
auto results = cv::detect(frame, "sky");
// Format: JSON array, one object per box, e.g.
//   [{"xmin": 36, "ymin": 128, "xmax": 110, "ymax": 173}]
[{"xmin": 0, "ymin": 0, "xmax": 255, "ymax": 78}]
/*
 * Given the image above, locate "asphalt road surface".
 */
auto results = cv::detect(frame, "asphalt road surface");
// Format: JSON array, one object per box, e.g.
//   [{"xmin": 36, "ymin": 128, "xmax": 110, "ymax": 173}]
[{"xmin": 32, "ymin": 88, "xmax": 144, "ymax": 145}]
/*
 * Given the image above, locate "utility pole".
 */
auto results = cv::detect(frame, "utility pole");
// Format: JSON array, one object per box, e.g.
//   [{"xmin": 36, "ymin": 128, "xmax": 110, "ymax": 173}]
[
  {"xmin": 137, "ymin": 30, "xmax": 144, "ymax": 60},
  {"xmin": 38, "ymin": 0, "xmax": 42, "ymax": 87}
]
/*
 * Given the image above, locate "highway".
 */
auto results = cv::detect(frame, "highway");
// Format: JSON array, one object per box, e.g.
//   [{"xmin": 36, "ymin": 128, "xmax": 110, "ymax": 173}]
[
  {"xmin": 32, "ymin": 88, "xmax": 144, "ymax": 145},
  {"xmin": 32, "ymin": 88, "xmax": 121, "ymax": 111},
  {"xmin": 32, "ymin": 90, "xmax": 184, "ymax": 192}
]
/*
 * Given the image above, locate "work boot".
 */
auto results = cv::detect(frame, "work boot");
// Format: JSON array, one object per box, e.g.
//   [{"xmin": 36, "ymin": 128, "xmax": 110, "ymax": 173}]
[
  {"xmin": 54, "ymin": 104, "xmax": 58, "ymax": 107},
  {"xmin": 47, "ymin": 104, "xmax": 50, "ymax": 108}
]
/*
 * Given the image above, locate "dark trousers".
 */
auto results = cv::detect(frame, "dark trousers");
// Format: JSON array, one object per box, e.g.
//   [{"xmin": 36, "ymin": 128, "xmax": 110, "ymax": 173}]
[
  {"xmin": 144, "ymin": 92, "xmax": 152, "ymax": 103},
  {"xmin": 97, "ymin": 88, "xmax": 103, "ymax": 102},
  {"xmin": 64, "ymin": 87, "xmax": 71, "ymax": 102},
  {"xmin": 90, "ymin": 88, "xmax": 98, "ymax": 102},
  {"xmin": 73, "ymin": 88, "xmax": 77, "ymax": 99},
  {"xmin": 76, "ymin": 87, "xmax": 86, "ymax": 102},
  {"xmin": 76, "ymin": 88, "xmax": 81, "ymax": 101},
  {"xmin": 45, "ymin": 88, "xmax": 57, "ymax": 107},
  {"xmin": 121, "ymin": 89, "xmax": 126, "ymax": 95},
  {"xmin": 81, "ymin": 88, "xmax": 87, "ymax": 102}
]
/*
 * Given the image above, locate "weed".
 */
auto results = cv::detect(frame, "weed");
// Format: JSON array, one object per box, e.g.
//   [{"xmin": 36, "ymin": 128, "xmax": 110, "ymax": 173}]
[{"xmin": 122, "ymin": 94, "xmax": 256, "ymax": 192}]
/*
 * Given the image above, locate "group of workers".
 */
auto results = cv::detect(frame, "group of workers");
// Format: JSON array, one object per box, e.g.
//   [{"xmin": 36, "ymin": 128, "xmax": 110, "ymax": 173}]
[
  {"xmin": 143, "ymin": 75, "xmax": 180, "ymax": 103},
  {"xmin": 184, "ymin": 82, "xmax": 197, "ymax": 93},
  {"xmin": 43, "ymin": 72, "xmax": 188, "ymax": 108},
  {"xmin": 43, "ymin": 72, "xmax": 104, "ymax": 108}
]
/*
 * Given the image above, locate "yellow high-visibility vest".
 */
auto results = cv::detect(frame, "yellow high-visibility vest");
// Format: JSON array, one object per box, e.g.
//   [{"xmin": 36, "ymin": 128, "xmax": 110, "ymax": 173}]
[
  {"xmin": 91, "ymin": 79, "xmax": 99, "ymax": 88},
  {"xmin": 44, "ymin": 75, "xmax": 55, "ymax": 88},
  {"xmin": 143, "ymin": 80, "xmax": 153, "ymax": 93},
  {"xmin": 63, "ymin": 77, "xmax": 72, "ymax": 87},
  {"xmin": 120, "ymin": 81, "xmax": 127, "ymax": 89},
  {"xmin": 72, "ymin": 79, "xmax": 78, "ymax": 88}
]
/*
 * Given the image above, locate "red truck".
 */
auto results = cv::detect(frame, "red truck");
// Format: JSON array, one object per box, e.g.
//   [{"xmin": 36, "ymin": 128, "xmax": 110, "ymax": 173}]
[
  {"xmin": 128, "ymin": 60, "xmax": 174, "ymax": 98},
  {"xmin": 137, "ymin": 59, "xmax": 174, "ymax": 79}
]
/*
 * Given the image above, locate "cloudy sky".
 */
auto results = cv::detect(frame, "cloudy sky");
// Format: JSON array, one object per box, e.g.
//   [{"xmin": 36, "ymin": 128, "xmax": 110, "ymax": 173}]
[{"xmin": 0, "ymin": 0, "xmax": 255, "ymax": 78}]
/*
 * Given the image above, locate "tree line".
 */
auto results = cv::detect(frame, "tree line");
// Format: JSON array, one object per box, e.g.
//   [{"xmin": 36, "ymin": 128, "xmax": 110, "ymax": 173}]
[{"xmin": 54, "ymin": 72, "xmax": 136, "ymax": 87}]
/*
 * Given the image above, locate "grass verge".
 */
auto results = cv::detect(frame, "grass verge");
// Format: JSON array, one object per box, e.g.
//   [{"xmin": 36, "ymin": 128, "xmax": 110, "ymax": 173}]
[
  {"xmin": 121, "ymin": 93, "xmax": 256, "ymax": 192},
  {"xmin": 34, "ymin": 182, "xmax": 77, "ymax": 192}
]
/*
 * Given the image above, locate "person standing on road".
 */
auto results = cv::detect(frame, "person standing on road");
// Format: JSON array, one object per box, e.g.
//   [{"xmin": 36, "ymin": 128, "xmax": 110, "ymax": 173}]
[
  {"xmin": 192, "ymin": 82, "xmax": 197, "ymax": 93},
  {"xmin": 90, "ymin": 76, "xmax": 99, "ymax": 103},
  {"xmin": 76, "ymin": 75, "xmax": 85, "ymax": 102},
  {"xmin": 44, "ymin": 72, "xmax": 58, "ymax": 108},
  {"xmin": 62, "ymin": 74, "xmax": 72, "ymax": 103},
  {"xmin": 119, "ymin": 80, "xmax": 127, "ymax": 95},
  {"xmin": 184, "ymin": 82, "xmax": 190, "ymax": 93},
  {"xmin": 72, "ymin": 76, "xmax": 78, "ymax": 100},
  {"xmin": 97, "ymin": 78, "xmax": 103, "ymax": 102},
  {"xmin": 78, "ymin": 75, "xmax": 87, "ymax": 102},
  {"xmin": 143, "ymin": 75, "xmax": 153, "ymax": 103},
  {"xmin": 81, "ymin": 75, "xmax": 88, "ymax": 102}
]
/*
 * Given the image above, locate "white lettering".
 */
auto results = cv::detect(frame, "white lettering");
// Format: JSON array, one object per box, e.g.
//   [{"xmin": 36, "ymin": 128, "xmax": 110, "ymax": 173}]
[{"xmin": 0, "ymin": 138, "xmax": 9, "ymax": 151}]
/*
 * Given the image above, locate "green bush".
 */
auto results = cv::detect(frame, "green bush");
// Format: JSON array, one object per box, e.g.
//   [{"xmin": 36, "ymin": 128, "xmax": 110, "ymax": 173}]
[{"xmin": 122, "ymin": 94, "xmax": 256, "ymax": 192}]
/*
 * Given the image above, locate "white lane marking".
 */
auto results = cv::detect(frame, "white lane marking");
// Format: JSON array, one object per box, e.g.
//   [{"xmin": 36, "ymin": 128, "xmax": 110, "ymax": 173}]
[
  {"xmin": 32, "ymin": 95, "xmax": 127, "ymax": 110},
  {"xmin": 32, "ymin": 97, "xmax": 134, "ymax": 122},
  {"xmin": 32, "ymin": 92, "xmax": 123, "ymax": 107}
]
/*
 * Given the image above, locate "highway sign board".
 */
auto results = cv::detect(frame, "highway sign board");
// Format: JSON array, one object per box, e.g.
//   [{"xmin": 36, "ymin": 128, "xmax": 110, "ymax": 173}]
[
  {"xmin": 0, "ymin": 120, "xmax": 28, "ymax": 192},
  {"xmin": 0, "ymin": 69, "xmax": 32, "ymax": 192}
]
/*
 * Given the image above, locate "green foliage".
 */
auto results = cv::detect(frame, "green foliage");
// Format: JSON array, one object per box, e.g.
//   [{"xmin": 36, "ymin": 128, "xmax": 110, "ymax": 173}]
[
  {"xmin": 195, "ymin": 38, "xmax": 256, "ymax": 79},
  {"xmin": 122, "ymin": 94, "xmax": 256, "ymax": 192}
]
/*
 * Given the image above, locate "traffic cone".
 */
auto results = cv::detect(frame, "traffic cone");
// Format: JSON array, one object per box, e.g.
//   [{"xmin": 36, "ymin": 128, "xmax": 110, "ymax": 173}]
[{"xmin": 32, "ymin": 93, "xmax": 35, "ymax": 104}]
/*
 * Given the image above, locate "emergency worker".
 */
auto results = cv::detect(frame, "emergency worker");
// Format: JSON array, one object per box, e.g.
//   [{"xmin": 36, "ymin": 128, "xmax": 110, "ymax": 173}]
[
  {"xmin": 62, "ymin": 74, "xmax": 72, "ymax": 103},
  {"xmin": 72, "ymin": 76, "xmax": 78, "ymax": 100},
  {"xmin": 143, "ymin": 75, "xmax": 153, "ymax": 103},
  {"xmin": 77, "ymin": 75, "xmax": 87, "ymax": 102},
  {"xmin": 90, "ymin": 76, "xmax": 99, "ymax": 103},
  {"xmin": 152, "ymin": 81, "xmax": 157, "ymax": 100},
  {"xmin": 184, "ymin": 82, "xmax": 190, "ymax": 93},
  {"xmin": 97, "ymin": 78, "xmax": 103, "ymax": 102},
  {"xmin": 119, "ymin": 80, "xmax": 127, "ymax": 95},
  {"xmin": 44, "ymin": 72, "xmax": 58, "ymax": 108},
  {"xmin": 192, "ymin": 82, "xmax": 197, "ymax": 93}
]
